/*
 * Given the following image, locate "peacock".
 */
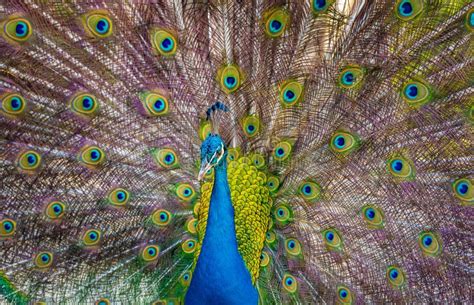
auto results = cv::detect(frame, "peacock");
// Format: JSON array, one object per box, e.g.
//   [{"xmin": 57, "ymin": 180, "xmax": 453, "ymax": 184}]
[{"xmin": 0, "ymin": 0, "xmax": 472, "ymax": 304}]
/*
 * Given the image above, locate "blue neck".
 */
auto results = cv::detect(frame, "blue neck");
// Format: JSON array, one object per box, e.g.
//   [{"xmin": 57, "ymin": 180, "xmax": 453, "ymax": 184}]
[{"xmin": 185, "ymin": 160, "xmax": 258, "ymax": 304}]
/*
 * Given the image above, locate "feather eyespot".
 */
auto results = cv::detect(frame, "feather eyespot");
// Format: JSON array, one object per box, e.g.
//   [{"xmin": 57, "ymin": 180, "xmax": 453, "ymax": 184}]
[
  {"xmin": 152, "ymin": 148, "xmax": 179, "ymax": 169},
  {"xmin": 285, "ymin": 238, "xmax": 302, "ymax": 257},
  {"xmin": 45, "ymin": 201, "xmax": 66, "ymax": 220},
  {"xmin": 1, "ymin": 219, "xmax": 16, "ymax": 237},
  {"xmin": 299, "ymin": 180, "xmax": 321, "ymax": 203},
  {"xmin": 263, "ymin": 8, "xmax": 289, "ymax": 38},
  {"xmin": 185, "ymin": 217, "xmax": 198, "ymax": 235},
  {"xmin": 336, "ymin": 285, "xmax": 353, "ymax": 304},
  {"xmin": 180, "ymin": 271, "xmax": 192, "ymax": 286},
  {"xmin": 140, "ymin": 90, "xmax": 170, "ymax": 116},
  {"xmin": 2, "ymin": 17, "xmax": 32, "ymax": 43},
  {"xmin": 260, "ymin": 250, "xmax": 270, "ymax": 267},
  {"xmin": 274, "ymin": 204, "xmax": 293, "ymax": 226},
  {"xmin": 151, "ymin": 29, "xmax": 177, "ymax": 56},
  {"xmin": 282, "ymin": 274, "xmax": 298, "ymax": 293},
  {"xmin": 265, "ymin": 231, "xmax": 277, "ymax": 245},
  {"xmin": 242, "ymin": 115, "xmax": 261, "ymax": 138},
  {"xmin": 466, "ymin": 8, "xmax": 474, "ymax": 31},
  {"xmin": 338, "ymin": 66, "xmax": 364, "ymax": 89},
  {"xmin": 401, "ymin": 80, "xmax": 432, "ymax": 107},
  {"xmin": 387, "ymin": 155, "xmax": 415, "ymax": 180},
  {"xmin": 176, "ymin": 183, "xmax": 196, "ymax": 203},
  {"xmin": 79, "ymin": 145, "xmax": 105, "ymax": 167},
  {"xmin": 1, "ymin": 93, "xmax": 26, "ymax": 116},
  {"xmin": 395, "ymin": 0, "xmax": 423, "ymax": 20},
  {"xmin": 71, "ymin": 93, "xmax": 99, "ymax": 116},
  {"xmin": 82, "ymin": 11, "xmax": 113, "ymax": 38},
  {"xmin": 452, "ymin": 178, "xmax": 473, "ymax": 204},
  {"xmin": 330, "ymin": 131, "xmax": 360, "ymax": 154},
  {"xmin": 95, "ymin": 299, "xmax": 111, "ymax": 305},
  {"xmin": 322, "ymin": 228, "xmax": 343, "ymax": 251},
  {"xmin": 199, "ymin": 121, "xmax": 212, "ymax": 141},
  {"xmin": 386, "ymin": 266, "xmax": 406, "ymax": 288},
  {"xmin": 312, "ymin": 0, "xmax": 335, "ymax": 13},
  {"xmin": 279, "ymin": 81, "xmax": 303, "ymax": 107},
  {"xmin": 227, "ymin": 148, "xmax": 240, "ymax": 162},
  {"xmin": 418, "ymin": 231, "xmax": 442, "ymax": 257},
  {"xmin": 267, "ymin": 176, "xmax": 280, "ymax": 193},
  {"xmin": 361, "ymin": 205, "xmax": 384, "ymax": 229},
  {"xmin": 152, "ymin": 209, "xmax": 172, "ymax": 227},
  {"xmin": 82, "ymin": 229, "xmax": 101, "ymax": 246},
  {"xmin": 34, "ymin": 251, "xmax": 53, "ymax": 268},
  {"xmin": 17, "ymin": 150, "xmax": 41, "ymax": 172},
  {"xmin": 218, "ymin": 64, "xmax": 242, "ymax": 94},
  {"xmin": 108, "ymin": 188, "xmax": 130, "ymax": 206},
  {"xmin": 181, "ymin": 238, "xmax": 197, "ymax": 254},
  {"xmin": 250, "ymin": 153, "xmax": 265, "ymax": 169},
  {"xmin": 141, "ymin": 245, "xmax": 160, "ymax": 262},
  {"xmin": 273, "ymin": 141, "xmax": 292, "ymax": 161}
]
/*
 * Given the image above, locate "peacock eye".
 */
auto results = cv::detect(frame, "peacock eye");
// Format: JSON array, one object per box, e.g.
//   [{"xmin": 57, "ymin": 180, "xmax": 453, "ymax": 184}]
[
  {"xmin": 401, "ymin": 80, "xmax": 431, "ymax": 107},
  {"xmin": 1, "ymin": 93, "xmax": 26, "ymax": 116},
  {"xmin": 273, "ymin": 204, "xmax": 293, "ymax": 226},
  {"xmin": 260, "ymin": 250, "xmax": 270, "ymax": 267},
  {"xmin": 185, "ymin": 217, "xmax": 198, "ymax": 235},
  {"xmin": 180, "ymin": 271, "xmax": 192, "ymax": 286},
  {"xmin": 218, "ymin": 64, "xmax": 242, "ymax": 94},
  {"xmin": 199, "ymin": 121, "xmax": 212, "ymax": 141},
  {"xmin": 336, "ymin": 285, "xmax": 353, "ymax": 304},
  {"xmin": 95, "ymin": 298, "xmax": 111, "ymax": 305},
  {"xmin": 251, "ymin": 153, "xmax": 265, "ymax": 169},
  {"xmin": 418, "ymin": 231, "xmax": 442, "ymax": 257},
  {"xmin": 466, "ymin": 8, "xmax": 474, "ymax": 31},
  {"xmin": 227, "ymin": 148, "xmax": 240, "ymax": 163},
  {"xmin": 338, "ymin": 66, "xmax": 364, "ymax": 89},
  {"xmin": 79, "ymin": 145, "xmax": 106, "ymax": 167},
  {"xmin": 3, "ymin": 17, "xmax": 33, "ymax": 43},
  {"xmin": 298, "ymin": 180, "xmax": 321, "ymax": 203},
  {"xmin": 395, "ymin": 0, "xmax": 423, "ymax": 20},
  {"xmin": 279, "ymin": 81, "xmax": 303, "ymax": 107},
  {"xmin": 322, "ymin": 228, "xmax": 343, "ymax": 251},
  {"xmin": 82, "ymin": 11, "xmax": 113, "ymax": 38},
  {"xmin": 140, "ymin": 91, "xmax": 170, "ymax": 116},
  {"xmin": 387, "ymin": 155, "xmax": 415, "ymax": 180},
  {"xmin": 45, "ymin": 201, "xmax": 66, "ymax": 219},
  {"xmin": 242, "ymin": 115, "xmax": 261, "ymax": 138},
  {"xmin": 452, "ymin": 178, "xmax": 473, "ymax": 203},
  {"xmin": 265, "ymin": 231, "xmax": 276, "ymax": 245},
  {"xmin": 141, "ymin": 245, "xmax": 160, "ymax": 262},
  {"xmin": 108, "ymin": 188, "xmax": 130, "ymax": 206},
  {"xmin": 263, "ymin": 8, "xmax": 289, "ymax": 38},
  {"xmin": 151, "ymin": 29, "xmax": 178, "ymax": 56},
  {"xmin": 282, "ymin": 274, "xmax": 298, "ymax": 293},
  {"xmin": 330, "ymin": 131, "xmax": 359, "ymax": 154},
  {"xmin": 361, "ymin": 205, "xmax": 384, "ymax": 229},
  {"xmin": 34, "ymin": 251, "xmax": 53, "ymax": 268},
  {"xmin": 151, "ymin": 209, "xmax": 172, "ymax": 227},
  {"xmin": 285, "ymin": 238, "xmax": 302, "ymax": 257},
  {"xmin": 267, "ymin": 176, "xmax": 280, "ymax": 193},
  {"xmin": 1, "ymin": 219, "xmax": 16, "ymax": 237},
  {"xmin": 17, "ymin": 150, "xmax": 42, "ymax": 172},
  {"xmin": 71, "ymin": 93, "xmax": 99, "ymax": 116},
  {"xmin": 386, "ymin": 266, "xmax": 406, "ymax": 288},
  {"xmin": 152, "ymin": 148, "xmax": 179, "ymax": 169},
  {"xmin": 273, "ymin": 141, "xmax": 293, "ymax": 161},
  {"xmin": 312, "ymin": 0, "xmax": 335, "ymax": 13},
  {"xmin": 82, "ymin": 229, "xmax": 101, "ymax": 246},
  {"xmin": 181, "ymin": 238, "xmax": 197, "ymax": 254}
]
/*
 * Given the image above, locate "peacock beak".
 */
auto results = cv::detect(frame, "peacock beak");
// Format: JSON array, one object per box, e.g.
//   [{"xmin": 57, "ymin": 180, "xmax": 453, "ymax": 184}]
[
  {"xmin": 198, "ymin": 145, "xmax": 224, "ymax": 181},
  {"xmin": 198, "ymin": 159, "xmax": 213, "ymax": 181}
]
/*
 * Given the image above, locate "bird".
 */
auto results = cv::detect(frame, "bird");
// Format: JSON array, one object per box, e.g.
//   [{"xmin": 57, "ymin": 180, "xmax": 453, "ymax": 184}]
[{"xmin": 0, "ymin": 0, "xmax": 472, "ymax": 304}]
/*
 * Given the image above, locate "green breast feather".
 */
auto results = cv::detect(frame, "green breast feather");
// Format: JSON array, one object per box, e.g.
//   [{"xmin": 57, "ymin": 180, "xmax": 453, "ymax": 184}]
[{"xmin": 195, "ymin": 154, "xmax": 271, "ymax": 284}]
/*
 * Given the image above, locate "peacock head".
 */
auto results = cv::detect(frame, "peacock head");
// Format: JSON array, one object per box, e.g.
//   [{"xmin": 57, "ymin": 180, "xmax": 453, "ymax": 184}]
[{"xmin": 198, "ymin": 134, "xmax": 227, "ymax": 180}]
